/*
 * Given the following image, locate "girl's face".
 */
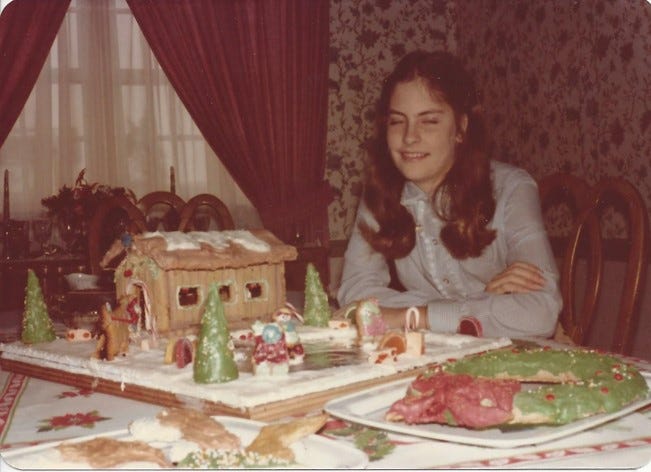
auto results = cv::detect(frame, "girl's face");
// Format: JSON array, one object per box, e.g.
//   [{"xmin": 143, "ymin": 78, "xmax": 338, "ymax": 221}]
[{"xmin": 386, "ymin": 78, "xmax": 467, "ymax": 195}]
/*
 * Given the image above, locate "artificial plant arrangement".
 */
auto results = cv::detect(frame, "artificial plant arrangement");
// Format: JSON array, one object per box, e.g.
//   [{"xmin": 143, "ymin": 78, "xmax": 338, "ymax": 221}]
[{"xmin": 41, "ymin": 169, "xmax": 136, "ymax": 254}]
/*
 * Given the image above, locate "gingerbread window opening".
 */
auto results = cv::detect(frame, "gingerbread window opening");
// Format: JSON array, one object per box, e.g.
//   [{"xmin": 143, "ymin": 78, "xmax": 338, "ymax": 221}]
[
  {"xmin": 177, "ymin": 286, "xmax": 202, "ymax": 308},
  {"xmin": 217, "ymin": 281, "xmax": 235, "ymax": 304},
  {"xmin": 245, "ymin": 280, "xmax": 267, "ymax": 301}
]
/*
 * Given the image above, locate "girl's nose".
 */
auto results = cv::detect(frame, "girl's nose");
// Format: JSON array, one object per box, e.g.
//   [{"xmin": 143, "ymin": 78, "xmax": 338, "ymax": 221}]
[{"xmin": 403, "ymin": 123, "xmax": 420, "ymax": 144}]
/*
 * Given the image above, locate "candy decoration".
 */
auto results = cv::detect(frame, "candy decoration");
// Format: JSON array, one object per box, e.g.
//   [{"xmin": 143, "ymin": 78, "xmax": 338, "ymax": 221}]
[
  {"xmin": 302, "ymin": 263, "xmax": 330, "ymax": 327},
  {"xmin": 251, "ymin": 321, "xmax": 290, "ymax": 376},
  {"xmin": 193, "ymin": 284, "xmax": 238, "ymax": 383},
  {"xmin": 404, "ymin": 307, "xmax": 424, "ymax": 356},
  {"xmin": 21, "ymin": 269, "xmax": 56, "ymax": 344},
  {"xmin": 175, "ymin": 338, "xmax": 194, "ymax": 368},
  {"xmin": 355, "ymin": 298, "xmax": 387, "ymax": 340}
]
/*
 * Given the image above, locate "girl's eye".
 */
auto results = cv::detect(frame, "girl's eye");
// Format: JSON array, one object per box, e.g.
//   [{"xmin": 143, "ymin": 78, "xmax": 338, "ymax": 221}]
[
  {"xmin": 422, "ymin": 119, "xmax": 439, "ymax": 125},
  {"xmin": 388, "ymin": 118, "xmax": 405, "ymax": 126}
]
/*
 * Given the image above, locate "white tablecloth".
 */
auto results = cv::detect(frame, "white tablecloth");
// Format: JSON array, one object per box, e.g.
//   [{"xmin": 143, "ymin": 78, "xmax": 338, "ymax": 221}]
[{"xmin": 0, "ymin": 367, "xmax": 649, "ymax": 469}]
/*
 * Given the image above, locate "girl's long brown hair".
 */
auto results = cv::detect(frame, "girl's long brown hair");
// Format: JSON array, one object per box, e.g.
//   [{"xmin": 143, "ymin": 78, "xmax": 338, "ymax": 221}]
[{"xmin": 360, "ymin": 50, "xmax": 496, "ymax": 260}]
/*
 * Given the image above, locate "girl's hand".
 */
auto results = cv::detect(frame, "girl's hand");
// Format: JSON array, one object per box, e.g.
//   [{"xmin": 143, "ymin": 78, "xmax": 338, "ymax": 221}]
[{"xmin": 485, "ymin": 261, "xmax": 545, "ymax": 294}]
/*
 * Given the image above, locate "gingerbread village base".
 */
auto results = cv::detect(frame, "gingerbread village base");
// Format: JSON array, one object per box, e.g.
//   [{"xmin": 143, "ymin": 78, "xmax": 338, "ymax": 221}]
[
  {"xmin": 1, "ymin": 229, "xmax": 512, "ymax": 420},
  {"xmin": 0, "ymin": 331, "xmax": 510, "ymax": 420}
]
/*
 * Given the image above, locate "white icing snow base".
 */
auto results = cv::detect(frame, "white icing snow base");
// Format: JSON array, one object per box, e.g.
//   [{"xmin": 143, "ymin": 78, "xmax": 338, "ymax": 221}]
[
  {"xmin": 231, "ymin": 325, "xmax": 358, "ymax": 344},
  {"xmin": 0, "ymin": 331, "xmax": 511, "ymax": 411}
]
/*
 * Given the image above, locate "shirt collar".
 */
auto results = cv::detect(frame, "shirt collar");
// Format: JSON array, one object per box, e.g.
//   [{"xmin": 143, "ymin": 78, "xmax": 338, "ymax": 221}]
[{"xmin": 400, "ymin": 181, "xmax": 430, "ymax": 207}]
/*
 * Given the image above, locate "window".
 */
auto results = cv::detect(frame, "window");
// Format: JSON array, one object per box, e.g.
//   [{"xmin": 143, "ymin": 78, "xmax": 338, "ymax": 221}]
[
  {"xmin": 244, "ymin": 280, "xmax": 267, "ymax": 301},
  {"xmin": 0, "ymin": 0, "xmax": 259, "ymax": 230},
  {"xmin": 177, "ymin": 286, "xmax": 201, "ymax": 308},
  {"xmin": 217, "ymin": 281, "xmax": 235, "ymax": 304}
]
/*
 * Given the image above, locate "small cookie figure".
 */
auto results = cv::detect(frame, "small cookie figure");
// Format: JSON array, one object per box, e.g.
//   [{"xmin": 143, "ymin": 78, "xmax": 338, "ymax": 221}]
[
  {"xmin": 251, "ymin": 321, "xmax": 289, "ymax": 376},
  {"xmin": 94, "ymin": 302, "xmax": 132, "ymax": 361},
  {"xmin": 273, "ymin": 306, "xmax": 305, "ymax": 365}
]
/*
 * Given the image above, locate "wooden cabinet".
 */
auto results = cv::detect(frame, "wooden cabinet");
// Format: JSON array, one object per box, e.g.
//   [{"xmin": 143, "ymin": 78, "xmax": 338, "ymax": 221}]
[{"xmin": 0, "ymin": 256, "xmax": 88, "ymax": 311}]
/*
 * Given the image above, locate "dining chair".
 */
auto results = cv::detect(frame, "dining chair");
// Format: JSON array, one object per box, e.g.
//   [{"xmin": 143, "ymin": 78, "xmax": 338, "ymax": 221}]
[
  {"xmin": 537, "ymin": 173, "xmax": 603, "ymax": 346},
  {"xmin": 538, "ymin": 172, "xmax": 595, "ymax": 260},
  {"xmin": 87, "ymin": 195, "xmax": 147, "ymax": 275},
  {"xmin": 177, "ymin": 193, "xmax": 235, "ymax": 231},
  {"xmin": 561, "ymin": 177, "xmax": 649, "ymax": 355},
  {"xmin": 137, "ymin": 191, "xmax": 185, "ymax": 231}
]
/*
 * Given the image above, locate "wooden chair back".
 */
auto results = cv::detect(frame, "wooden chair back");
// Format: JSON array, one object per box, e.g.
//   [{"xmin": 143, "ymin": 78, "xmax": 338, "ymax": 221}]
[
  {"xmin": 566, "ymin": 177, "xmax": 648, "ymax": 354},
  {"xmin": 87, "ymin": 195, "xmax": 147, "ymax": 275},
  {"xmin": 137, "ymin": 191, "xmax": 185, "ymax": 231},
  {"xmin": 538, "ymin": 172, "xmax": 595, "ymax": 259},
  {"xmin": 538, "ymin": 173, "xmax": 603, "ymax": 348},
  {"xmin": 178, "ymin": 193, "xmax": 235, "ymax": 231}
]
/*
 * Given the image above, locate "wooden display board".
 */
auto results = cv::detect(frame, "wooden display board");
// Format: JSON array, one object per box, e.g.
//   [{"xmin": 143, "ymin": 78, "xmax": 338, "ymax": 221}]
[{"xmin": 0, "ymin": 357, "xmax": 430, "ymax": 422}]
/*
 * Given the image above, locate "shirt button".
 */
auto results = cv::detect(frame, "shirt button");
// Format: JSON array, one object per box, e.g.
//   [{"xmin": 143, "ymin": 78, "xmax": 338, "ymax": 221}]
[
  {"xmin": 443, "ymin": 278, "xmax": 450, "ymax": 284},
  {"xmin": 432, "ymin": 239, "xmax": 438, "ymax": 245}
]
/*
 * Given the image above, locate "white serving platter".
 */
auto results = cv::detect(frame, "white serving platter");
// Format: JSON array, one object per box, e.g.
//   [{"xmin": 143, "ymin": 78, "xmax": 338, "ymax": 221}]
[
  {"xmin": 324, "ymin": 375, "xmax": 651, "ymax": 449},
  {"xmin": 0, "ymin": 415, "xmax": 369, "ymax": 469}
]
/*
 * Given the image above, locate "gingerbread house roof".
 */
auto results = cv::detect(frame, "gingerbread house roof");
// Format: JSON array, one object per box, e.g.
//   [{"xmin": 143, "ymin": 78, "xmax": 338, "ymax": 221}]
[{"xmin": 102, "ymin": 229, "xmax": 297, "ymax": 271}]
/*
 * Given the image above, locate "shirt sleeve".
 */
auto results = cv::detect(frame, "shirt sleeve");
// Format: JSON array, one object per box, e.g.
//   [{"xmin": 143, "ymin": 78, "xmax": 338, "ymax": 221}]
[
  {"xmin": 337, "ymin": 203, "xmax": 434, "ymax": 308},
  {"xmin": 426, "ymin": 174, "xmax": 562, "ymax": 338}
]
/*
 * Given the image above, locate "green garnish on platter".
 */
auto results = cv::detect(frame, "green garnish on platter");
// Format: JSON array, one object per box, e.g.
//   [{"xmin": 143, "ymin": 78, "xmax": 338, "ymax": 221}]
[{"xmin": 178, "ymin": 449, "xmax": 293, "ymax": 468}]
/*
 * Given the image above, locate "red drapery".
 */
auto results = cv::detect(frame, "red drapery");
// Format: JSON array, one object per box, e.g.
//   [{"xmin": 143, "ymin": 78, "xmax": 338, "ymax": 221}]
[
  {"xmin": 127, "ymin": 0, "xmax": 331, "ymax": 243},
  {"xmin": 0, "ymin": 0, "xmax": 71, "ymax": 148}
]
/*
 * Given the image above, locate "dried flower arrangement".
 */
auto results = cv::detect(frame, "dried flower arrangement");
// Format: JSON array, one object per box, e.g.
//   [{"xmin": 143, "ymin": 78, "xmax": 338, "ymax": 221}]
[{"xmin": 41, "ymin": 169, "xmax": 136, "ymax": 254}]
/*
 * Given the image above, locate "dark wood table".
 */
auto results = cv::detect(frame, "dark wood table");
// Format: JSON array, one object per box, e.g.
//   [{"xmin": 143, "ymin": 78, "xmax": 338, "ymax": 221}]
[{"xmin": 0, "ymin": 255, "xmax": 88, "ymax": 311}]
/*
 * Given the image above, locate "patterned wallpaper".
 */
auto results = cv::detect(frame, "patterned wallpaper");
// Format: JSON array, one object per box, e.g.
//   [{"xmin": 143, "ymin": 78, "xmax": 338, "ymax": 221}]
[{"xmin": 326, "ymin": 0, "xmax": 651, "ymax": 241}]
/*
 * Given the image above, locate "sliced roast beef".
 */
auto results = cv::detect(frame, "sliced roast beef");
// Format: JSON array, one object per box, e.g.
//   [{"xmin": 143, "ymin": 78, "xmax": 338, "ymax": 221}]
[{"xmin": 386, "ymin": 371, "xmax": 521, "ymax": 428}]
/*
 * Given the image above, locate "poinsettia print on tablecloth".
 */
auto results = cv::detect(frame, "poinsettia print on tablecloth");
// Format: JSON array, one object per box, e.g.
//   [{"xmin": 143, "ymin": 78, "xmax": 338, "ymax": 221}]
[{"xmin": 37, "ymin": 410, "xmax": 110, "ymax": 433}]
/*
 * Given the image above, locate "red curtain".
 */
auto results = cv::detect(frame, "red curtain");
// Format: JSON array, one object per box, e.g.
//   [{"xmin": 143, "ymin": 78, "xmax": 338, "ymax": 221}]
[
  {"xmin": 0, "ymin": 0, "xmax": 71, "ymax": 148},
  {"xmin": 127, "ymin": 0, "xmax": 331, "ymax": 243}
]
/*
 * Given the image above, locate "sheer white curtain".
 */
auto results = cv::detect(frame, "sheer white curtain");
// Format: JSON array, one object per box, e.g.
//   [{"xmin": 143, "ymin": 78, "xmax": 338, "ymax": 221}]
[{"xmin": 0, "ymin": 0, "xmax": 260, "ymax": 227}]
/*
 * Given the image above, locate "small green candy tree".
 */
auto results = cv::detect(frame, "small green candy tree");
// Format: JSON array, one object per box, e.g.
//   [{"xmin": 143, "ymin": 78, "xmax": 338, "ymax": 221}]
[
  {"xmin": 21, "ymin": 269, "xmax": 56, "ymax": 344},
  {"xmin": 193, "ymin": 283, "xmax": 238, "ymax": 383},
  {"xmin": 302, "ymin": 263, "xmax": 330, "ymax": 327}
]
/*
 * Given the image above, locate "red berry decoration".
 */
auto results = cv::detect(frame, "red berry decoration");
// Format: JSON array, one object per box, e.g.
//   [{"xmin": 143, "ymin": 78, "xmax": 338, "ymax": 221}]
[
  {"xmin": 613, "ymin": 373, "xmax": 624, "ymax": 381},
  {"xmin": 124, "ymin": 269, "xmax": 133, "ymax": 277},
  {"xmin": 600, "ymin": 387, "xmax": 609, "ymax": 394},
  {"xmin": 545, "ymin": 393, "xmax": 555, "ymax": 401}
]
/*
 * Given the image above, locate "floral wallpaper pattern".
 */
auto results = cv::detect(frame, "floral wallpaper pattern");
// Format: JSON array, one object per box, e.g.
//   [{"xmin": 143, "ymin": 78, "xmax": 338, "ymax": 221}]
[{"xmin": 326, "ymin": 0, "xmax": 651, "ymax": 241}]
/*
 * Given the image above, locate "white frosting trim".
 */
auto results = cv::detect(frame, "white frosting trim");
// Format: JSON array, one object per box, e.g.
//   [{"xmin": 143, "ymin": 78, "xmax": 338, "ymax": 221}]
[{"xmin": 141, "ymin": 230, "xmax": 271, "ymax": 253}]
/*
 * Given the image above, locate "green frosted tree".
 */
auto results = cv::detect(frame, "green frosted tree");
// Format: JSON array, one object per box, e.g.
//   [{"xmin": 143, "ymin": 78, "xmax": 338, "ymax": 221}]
[
  {"xmin": 193, "ymin": 283, "xmax": 238, "ymax": 383},
  {"xmin": 21, "ymin": 269, "xmax": 56, "ymax": 344},
  {"xmin": 303, "ymin": 263, "xmax": 330, "ymax": 327}
]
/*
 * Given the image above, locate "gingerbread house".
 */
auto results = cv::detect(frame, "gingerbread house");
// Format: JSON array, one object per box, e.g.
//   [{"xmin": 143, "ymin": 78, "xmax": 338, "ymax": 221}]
[{"xmin": 102, "ymin": 229, "xmax": 297, "ymax": 334}]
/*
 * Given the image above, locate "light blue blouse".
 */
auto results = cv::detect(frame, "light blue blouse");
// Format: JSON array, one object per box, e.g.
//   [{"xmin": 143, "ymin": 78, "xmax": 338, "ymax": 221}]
[{"xmin": 337, "ymin": 160, "xmax": 562, "ymax": 338}]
